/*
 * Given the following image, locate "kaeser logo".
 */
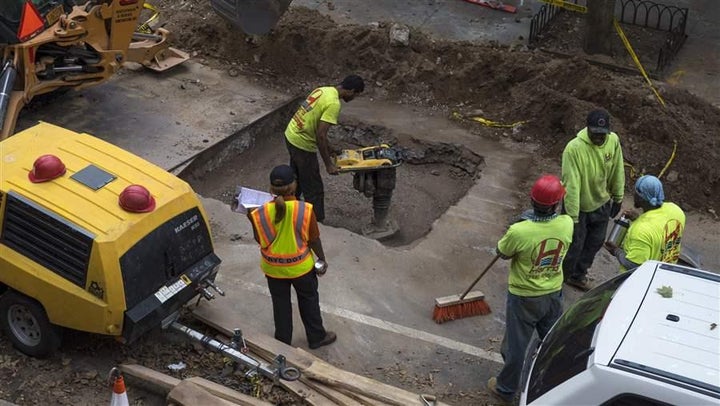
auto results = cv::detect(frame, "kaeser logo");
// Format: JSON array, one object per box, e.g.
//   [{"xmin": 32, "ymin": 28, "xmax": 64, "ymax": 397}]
[{"xmin": 175, "ymin": 214, "xmax": 198, "ymax": 234}]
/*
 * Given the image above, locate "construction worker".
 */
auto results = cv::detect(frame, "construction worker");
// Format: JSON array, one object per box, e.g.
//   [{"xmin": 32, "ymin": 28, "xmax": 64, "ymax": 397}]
[
  {"xmin": 247, "ymin": 165, "xmax": 336, "ymax": 349},
  {"xmin": 604, "ymin": 175, "xmax": 685, "ymax": 271},
  {"xmin": 487, "ymin": 175, "xmax": 573, "ymax": 404},
  {"xmin": 561, "ymin": 109, "xmax": 625, "ymax": 291},
  {"xmin": 284, "ymin": 75, "xmax": 365, "ymax": 222}
]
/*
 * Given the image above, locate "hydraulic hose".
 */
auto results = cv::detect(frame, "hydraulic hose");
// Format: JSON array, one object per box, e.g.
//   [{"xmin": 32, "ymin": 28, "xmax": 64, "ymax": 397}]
[{"xmin": 0, "ymin": 61, "xmax": 18, "ymax": 133}]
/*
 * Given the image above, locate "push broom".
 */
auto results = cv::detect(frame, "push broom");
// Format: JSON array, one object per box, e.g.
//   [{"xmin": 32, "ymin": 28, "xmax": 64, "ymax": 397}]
[{"xmin": 432, "ymin": 254, "xmax": 499, "ymax": 323}]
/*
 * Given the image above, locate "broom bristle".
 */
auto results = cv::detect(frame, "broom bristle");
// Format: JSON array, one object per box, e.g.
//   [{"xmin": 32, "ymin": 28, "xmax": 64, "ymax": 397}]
[{"xmin": 432, "ymin": 299, "xmax": 491, "ymax": 324}]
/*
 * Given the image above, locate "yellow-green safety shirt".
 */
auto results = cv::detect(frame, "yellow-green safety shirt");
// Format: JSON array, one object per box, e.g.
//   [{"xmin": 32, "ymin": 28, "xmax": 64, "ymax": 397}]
[
  {"xmin": 249, "ymin": 200, "xmax": 315, "ymax": 278},
  {"xmin": 562, "ymin": 128, "xmax": 625, "ymax": 222},
  {"xmin": 497, "ymin": 214, "xmax": 574, "ymax": 297},
  {"xmin": 285, "ymin": 86, "xmax": 341, "ymax": 152},
  {"xmin": 620, "ymin": 202, "xmax": 685, "ymax": 272}
]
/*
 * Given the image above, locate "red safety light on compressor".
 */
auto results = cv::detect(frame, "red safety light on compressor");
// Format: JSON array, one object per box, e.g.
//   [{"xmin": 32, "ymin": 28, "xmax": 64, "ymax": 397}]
[
  {"xmin": 28, "ymin": 154, "xmax": 66, "ymax": 183},
  {"xmin": 119, "ymin": 185, "xmax": 156, "ymax": 213}
]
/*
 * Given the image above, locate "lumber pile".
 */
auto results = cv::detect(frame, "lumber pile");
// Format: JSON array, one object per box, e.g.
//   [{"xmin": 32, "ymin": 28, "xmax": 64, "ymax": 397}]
[
  {"xmin": 120, "ymin": 300, "xmax": 450, "ymax": 405},
  {"xmin": 119, "ymin": 364, "xmax": 272, "ymax": 406},
  {"xmin": 191, "ymin": 303, "xmax": 451, "ymax": 406}
]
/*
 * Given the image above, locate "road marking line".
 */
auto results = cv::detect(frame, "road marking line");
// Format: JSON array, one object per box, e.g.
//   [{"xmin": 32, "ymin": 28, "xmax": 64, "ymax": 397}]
[{"xmin": 240, "ymin": 281, "xmax": 503, "ymax": 364}]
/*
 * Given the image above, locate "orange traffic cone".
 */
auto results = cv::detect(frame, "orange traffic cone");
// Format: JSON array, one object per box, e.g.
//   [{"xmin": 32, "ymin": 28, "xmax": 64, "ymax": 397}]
[{"xmin": 109, "ymin": 369, "xmax": 130, "ymax": 406}]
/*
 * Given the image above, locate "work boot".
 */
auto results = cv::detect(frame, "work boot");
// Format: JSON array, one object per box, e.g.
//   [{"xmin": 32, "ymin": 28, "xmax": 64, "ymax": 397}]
[
  {"xmin": 361, "ymin": 218, "xmax": 399, "ymax": 240},
  {"xmin": 486, "ymin": 377, "xmax": 513, "ymax": 405},
  {"xmin": 309, "ymin": 331, "xmax": 337, "ymax": 349},
  {"xmin": 564, "ymin": 276, "xmax": 592, "ymax": 292}
]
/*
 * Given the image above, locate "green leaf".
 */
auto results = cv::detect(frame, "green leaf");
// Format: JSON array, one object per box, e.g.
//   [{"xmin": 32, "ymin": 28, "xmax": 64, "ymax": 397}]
[{"xmin": 656, "ymin": 285, "xmax": 673, "ymax": 298}]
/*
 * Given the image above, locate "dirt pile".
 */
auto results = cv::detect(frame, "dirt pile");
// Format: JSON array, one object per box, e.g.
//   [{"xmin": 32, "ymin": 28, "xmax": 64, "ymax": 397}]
[{"xmin": 160, "ymin": 1, "xmax": 720, "ymax": 214}]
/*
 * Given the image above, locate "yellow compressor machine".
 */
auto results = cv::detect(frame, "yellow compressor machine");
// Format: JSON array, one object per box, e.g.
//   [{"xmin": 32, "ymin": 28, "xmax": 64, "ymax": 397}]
[{"xmin": 0, "ymin": 122, "xmax": 222, "ymax": 357}]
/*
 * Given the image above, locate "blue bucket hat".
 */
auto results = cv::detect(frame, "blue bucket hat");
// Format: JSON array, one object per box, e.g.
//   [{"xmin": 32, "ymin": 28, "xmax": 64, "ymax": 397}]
[{"xmin": 635, "ymin": 175, "xmax": 664, "ymax": 207}]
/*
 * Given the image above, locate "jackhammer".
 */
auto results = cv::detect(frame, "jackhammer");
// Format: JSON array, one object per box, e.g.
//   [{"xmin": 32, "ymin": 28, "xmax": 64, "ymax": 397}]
[{"xmin": 354, "ymin": 167, "xmax": 400, "ymax": 239}]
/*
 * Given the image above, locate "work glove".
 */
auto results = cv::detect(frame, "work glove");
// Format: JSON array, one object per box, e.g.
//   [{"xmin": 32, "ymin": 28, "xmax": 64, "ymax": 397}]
[{"xmin": 610, "ymin": 201, "xmax": 622, "ymax": 219}]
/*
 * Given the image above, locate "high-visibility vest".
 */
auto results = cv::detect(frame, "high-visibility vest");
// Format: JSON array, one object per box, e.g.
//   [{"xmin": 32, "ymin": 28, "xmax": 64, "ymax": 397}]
[{"xmin": 250, "ymin": 200, "xmax": 314, "ymax": 278}]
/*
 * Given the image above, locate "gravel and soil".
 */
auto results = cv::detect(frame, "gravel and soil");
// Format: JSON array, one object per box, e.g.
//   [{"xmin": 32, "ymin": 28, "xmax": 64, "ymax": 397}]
[{"xmin": 1, "ymin": 2, "xmax": 719, "ymax": 405}]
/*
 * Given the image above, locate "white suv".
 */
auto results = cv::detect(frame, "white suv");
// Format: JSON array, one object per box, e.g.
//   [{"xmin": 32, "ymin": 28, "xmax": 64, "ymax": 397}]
[{"xmin": 519, "ymin": 260, "xmax": 719, "ymax": 405}]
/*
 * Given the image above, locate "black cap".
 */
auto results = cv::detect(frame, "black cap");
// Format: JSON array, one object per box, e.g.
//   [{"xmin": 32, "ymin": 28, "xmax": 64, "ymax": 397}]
[
  {"xmin": 587, "ymin": 109, "xmax": 610, "ymax": 134},
  {"xmin": 270, "ymin": 165, "xmax": 295, "ymax": 187},
  {"xmin": 340, "ymin": 75, "xmax": 365, "ymax": 93}
]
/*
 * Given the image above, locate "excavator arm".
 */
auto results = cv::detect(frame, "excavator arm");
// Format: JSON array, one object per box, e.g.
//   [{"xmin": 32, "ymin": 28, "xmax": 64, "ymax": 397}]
[
  {"xmin": 0, "ymin": 0, "xmax": 189, "ymax": 139},
  {"xmin": 0, "ymin": 0, "xmax": 294, "ymax": 139}
]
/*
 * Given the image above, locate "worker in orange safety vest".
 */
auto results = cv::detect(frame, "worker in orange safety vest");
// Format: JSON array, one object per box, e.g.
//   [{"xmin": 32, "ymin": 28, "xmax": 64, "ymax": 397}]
[{"xmin": 248, "ymin": 165, "xmax": 337, "ymax": 349}]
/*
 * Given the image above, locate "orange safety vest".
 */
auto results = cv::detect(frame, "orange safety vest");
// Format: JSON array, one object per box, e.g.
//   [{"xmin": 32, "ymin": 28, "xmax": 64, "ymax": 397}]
[{"xmin": 249, "ymin": 200, "xmax": 314, "ymax": 278}]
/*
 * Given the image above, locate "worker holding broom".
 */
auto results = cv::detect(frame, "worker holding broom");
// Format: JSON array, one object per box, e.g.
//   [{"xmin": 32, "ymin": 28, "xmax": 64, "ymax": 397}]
[{"xmin": 487, "ymin": 175, "xmax": 573, "ymax": 404}]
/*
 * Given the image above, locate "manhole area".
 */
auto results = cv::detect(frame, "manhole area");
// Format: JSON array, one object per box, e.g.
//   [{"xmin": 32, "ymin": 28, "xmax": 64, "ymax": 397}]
[{"xmin": 183, "ymin": 122, "xmax": 483, "ymax": 247}]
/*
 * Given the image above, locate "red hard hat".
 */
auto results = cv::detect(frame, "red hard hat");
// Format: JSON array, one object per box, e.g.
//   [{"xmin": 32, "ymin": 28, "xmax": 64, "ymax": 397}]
[
  {"xmin": 119, "ymin": 185, "xmax": 156, "ymax": 213},
  {"xmin": 28, "ymin": 154, "xmax": 66, "ymax": 183},
  {"xmin": 530, "ymin": 175, "xmax": 566, "ymax": 206}
]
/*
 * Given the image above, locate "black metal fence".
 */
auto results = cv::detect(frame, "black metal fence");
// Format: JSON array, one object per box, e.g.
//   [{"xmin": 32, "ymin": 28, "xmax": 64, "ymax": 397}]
[
  {"xmin": 618, "ymin": 0, "xmax": 688, "ymax": 73},
  {"xmin": 529, "ymin": 0, "xmax": 583, "ymax": 45},
  {"xmin": 618, "ymin": 0, "xmax": 687, "ymax": 31},
  {"xmin": 528, "ymin": 0, "xmax": 688, "ymax": 75}
]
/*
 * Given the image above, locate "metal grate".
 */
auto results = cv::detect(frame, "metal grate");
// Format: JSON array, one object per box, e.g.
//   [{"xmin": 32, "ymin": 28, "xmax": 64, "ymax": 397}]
[{"xmin": 0, "ymin": 191, "xmax": 94, "ymax": 287}]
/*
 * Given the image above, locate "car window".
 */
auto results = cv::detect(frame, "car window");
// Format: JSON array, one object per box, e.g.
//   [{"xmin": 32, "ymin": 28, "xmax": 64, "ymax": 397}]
[{"xmin": 526, "ymin": 272, "xmax": 632, "ymax": 403}]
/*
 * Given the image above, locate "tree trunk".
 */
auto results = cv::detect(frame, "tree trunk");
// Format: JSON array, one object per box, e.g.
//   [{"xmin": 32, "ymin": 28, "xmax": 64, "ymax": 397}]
[{"xmin": 584, "ymin": 0, "xmax": 616, "ymax": 56}]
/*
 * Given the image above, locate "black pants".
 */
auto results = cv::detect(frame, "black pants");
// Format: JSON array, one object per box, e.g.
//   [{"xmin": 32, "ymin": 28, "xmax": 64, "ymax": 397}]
[
  {"xmin": 563, "ymin": 200, "xmax": 611, "ymax": 281},
  {"xmin": 286, "ymin": 138, "xmax": 325, "ymax": 222},
  {"xmin": 266, "ymin": 270, "xmax": 326, "ymax": 346}
]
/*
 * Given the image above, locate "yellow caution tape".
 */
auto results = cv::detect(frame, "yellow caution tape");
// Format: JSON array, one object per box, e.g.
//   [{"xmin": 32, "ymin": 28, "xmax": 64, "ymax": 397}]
[
  {"xmin": 614, "ymin": 18, "xmax": 666, "ymax": 108},
  {"xmin": 624, "ymin": 162, "xmax": 637, "ymax": 179},
  {"xmin": 453, "ymin": 112, "xmax": 528, "ymax": 128},
  {"xmin": 136, "ymin": 2, "xmax": 160, "ymax": 34},
  {"xmin": 666, "ymin": 70, "xmax": 685, "ymax": 86},
  {"xmin": 658, "ymin": 139, "xmax": 677, "ymax": 179},
  {"xmin": 624, "ymin": 139, "xmax": 676, "ymax": 181},
  {"xmin": 539, "ymin": 0, "xmax": 587, "ymax": 13}
]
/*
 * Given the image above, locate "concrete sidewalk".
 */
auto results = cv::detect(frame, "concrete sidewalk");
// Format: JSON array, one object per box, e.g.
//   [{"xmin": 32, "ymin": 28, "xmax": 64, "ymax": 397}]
[{"xmin": 16, "ymin": 61, "xmax": 289, "ymax": 170}]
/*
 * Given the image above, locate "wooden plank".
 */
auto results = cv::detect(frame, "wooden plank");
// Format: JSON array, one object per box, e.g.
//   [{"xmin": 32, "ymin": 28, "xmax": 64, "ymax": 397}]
[
  {"xmin": 185, "ymin": 377, "xmax": 272, "ymax": 406},
  {"xmin": 193, "ymin": 302, "xmax": 433, "ymax": 405},
  {"xmin": 300, "ymin": 357, "xmax": 450, "ymax": 406},
  {"xmin": 167, "ymin": 380, "xmax": 237, "ymax": 406},
  {"xmin": 336, "ymin": 389, "xmax": 390, "ymax": 406},
  {"xmin": 120, "ymin": 363, "xmax": 181, "ymax": 394},
  {"xmin": 302, "ymin": 381, "xmax": 365, "ymax": 406}
]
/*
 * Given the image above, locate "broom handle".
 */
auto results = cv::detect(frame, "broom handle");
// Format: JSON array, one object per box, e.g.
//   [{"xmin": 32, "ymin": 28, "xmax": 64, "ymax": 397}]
[{"xmin": 459, "ymin": 254, "xmax": 501, "ymax": 300}]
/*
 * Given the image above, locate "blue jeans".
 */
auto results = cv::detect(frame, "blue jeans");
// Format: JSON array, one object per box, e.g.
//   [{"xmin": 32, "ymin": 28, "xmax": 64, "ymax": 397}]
[{"xmin": 496, "ymin": 290, "xmax": 563, "ymax": 396}]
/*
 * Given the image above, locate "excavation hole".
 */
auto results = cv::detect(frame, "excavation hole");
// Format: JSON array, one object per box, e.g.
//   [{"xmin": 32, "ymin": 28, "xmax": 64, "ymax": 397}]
[{"xmin": 181, "ymin": 113, "xmax": 483, "ymax": 247}]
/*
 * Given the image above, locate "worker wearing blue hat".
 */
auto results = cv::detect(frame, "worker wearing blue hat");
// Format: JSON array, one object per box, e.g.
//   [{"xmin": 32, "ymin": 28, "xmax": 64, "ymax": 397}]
[{"xmin": 604, "ymin": 175, "xmax": 686, "ymax": 271}]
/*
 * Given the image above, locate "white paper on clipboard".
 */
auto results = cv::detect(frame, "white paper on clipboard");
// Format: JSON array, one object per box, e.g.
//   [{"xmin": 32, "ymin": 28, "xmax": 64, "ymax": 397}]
[{"xmin": 231, "ymin": 186, "xmax": 273, "ymax": 214}]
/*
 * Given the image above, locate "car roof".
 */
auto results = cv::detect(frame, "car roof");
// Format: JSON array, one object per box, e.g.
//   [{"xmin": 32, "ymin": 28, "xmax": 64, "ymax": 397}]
[{"xmin": 597, "ymin": 261, "xmax": 720, "ymax": 397}]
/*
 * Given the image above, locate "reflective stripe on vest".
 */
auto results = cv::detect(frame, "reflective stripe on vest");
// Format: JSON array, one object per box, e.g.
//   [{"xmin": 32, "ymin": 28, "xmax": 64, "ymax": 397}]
[{"xmin": 251, "ymin": 200, "xmax": 314, "ymax": 279}]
